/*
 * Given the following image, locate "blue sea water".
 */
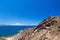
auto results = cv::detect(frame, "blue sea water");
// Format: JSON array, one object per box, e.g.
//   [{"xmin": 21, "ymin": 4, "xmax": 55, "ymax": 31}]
[{"xmin": 0, "ymin": 25, "xmax": 35, "ymax": 36}]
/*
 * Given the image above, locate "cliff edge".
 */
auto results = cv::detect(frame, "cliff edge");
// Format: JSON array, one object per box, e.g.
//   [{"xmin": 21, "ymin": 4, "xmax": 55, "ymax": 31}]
[{"xmin": 5, "ymin": 16, "xmax": 60, "ymax": 40}]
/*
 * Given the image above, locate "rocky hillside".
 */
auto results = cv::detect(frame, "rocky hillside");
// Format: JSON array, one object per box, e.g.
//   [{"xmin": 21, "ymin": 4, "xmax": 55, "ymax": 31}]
[{"xmin": 5, "ymin": 16, "xmax": 60, "ymax": 40}]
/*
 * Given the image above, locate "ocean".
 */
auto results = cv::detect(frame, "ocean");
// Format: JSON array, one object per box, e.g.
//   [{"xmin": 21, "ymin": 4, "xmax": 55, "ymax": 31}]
[{"xmin": 0, "ymin": 25, "xmax": 35, "ymax": 37}]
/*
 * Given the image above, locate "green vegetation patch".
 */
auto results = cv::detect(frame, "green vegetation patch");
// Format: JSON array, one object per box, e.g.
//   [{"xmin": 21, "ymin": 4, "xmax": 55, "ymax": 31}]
[{"xmin": 0, "ymin": 37, "xmax": 5, "ymax": 40}]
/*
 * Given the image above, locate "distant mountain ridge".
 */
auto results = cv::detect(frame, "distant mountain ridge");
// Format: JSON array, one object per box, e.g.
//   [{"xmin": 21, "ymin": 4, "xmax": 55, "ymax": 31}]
[{"xmin": 0, "ymin": 25, "xmax": 35, "ymax": 26}]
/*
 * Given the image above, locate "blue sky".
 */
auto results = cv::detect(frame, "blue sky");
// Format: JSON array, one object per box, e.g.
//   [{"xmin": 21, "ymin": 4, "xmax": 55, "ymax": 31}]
[{"xmin": 0, "ymin": 0, "xmax": 60, "ymax": 25}]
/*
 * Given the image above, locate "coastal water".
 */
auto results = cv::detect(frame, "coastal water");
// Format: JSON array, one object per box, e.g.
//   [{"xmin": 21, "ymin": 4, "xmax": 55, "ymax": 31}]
[{"xmin": 0, "ymin": 26, "xmax": 35, "ymax": 36}]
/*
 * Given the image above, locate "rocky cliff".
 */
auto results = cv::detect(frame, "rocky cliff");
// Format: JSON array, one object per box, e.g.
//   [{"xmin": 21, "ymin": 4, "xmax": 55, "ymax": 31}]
[{"xmin": 5, "ymin": 16, "xmax": 60, "ymax": 40}]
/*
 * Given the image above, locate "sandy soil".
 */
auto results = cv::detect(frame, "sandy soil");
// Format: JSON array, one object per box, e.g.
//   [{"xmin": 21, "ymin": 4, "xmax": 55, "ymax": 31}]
[{"xmin": 4, "ymin": 37, "xmax": 13, "ymax": 40}]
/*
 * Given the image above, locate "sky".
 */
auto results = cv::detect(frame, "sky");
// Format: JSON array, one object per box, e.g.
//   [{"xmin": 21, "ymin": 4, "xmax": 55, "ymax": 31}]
[{"xmin": 0, "ymin": 0, "xmax": 60, "ymax": 25}]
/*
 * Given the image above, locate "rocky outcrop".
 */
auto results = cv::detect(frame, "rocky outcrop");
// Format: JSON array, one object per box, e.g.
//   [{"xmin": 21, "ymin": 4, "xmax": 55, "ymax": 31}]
[
  {"xmin": 5, "ymin": 16, "xmax": 60, "ymax": 40},
  {"xmin": 18, "ymin": 16, "xmax": 60, "ymax": 40}
]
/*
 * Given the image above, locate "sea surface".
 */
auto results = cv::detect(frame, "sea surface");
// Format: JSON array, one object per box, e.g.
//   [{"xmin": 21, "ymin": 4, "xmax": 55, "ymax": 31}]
[{"xmin": 0, "ymin": 25, "xmax": 35, "ymax": 37}]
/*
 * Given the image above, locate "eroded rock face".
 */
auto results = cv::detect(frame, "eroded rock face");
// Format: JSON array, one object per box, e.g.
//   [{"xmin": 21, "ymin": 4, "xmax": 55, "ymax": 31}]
[
  {"xmin": 18, "ymin": 28, "xmax": 34, "ymax": 40},
  {"xmin": 31, "ymin": 16, "xmax": 60, "ymax": 40},
  {"xmin": 6, "ymin": 16, "xmax": 60, "ymax": 40}
]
